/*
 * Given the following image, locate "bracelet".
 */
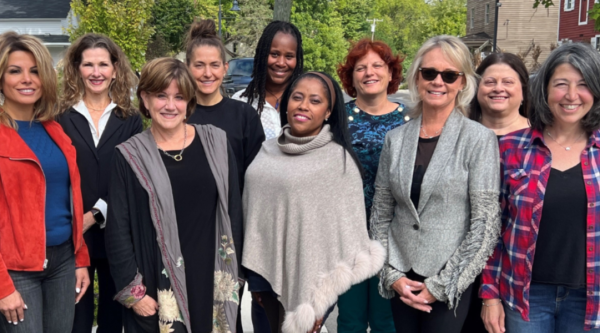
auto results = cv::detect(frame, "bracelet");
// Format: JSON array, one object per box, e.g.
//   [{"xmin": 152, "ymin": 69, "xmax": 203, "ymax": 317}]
[{"xmin": 482, "ymin": 300, "xmax": 502, "ymax": 307}]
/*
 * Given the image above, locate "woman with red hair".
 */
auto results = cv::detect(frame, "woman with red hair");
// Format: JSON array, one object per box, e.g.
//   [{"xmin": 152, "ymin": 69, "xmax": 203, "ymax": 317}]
[{"xmin": 336, "ymin": 39, "xmax": 408, "ymax": 333}]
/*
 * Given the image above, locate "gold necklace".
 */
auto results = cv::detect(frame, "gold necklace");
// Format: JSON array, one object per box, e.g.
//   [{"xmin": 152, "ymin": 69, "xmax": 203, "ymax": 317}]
[{"xmin": 156, "ymin": 125, "xmax": 187, "ymax": 162}]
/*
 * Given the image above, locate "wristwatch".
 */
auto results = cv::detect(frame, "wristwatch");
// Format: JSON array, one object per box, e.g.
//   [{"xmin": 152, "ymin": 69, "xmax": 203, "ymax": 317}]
[{"xmin": 91, "ymin": 208, "xmax": 105, "ymax": 225}]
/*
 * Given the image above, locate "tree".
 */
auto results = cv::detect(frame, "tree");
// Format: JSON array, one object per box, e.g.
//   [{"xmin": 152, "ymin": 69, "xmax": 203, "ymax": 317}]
[
  {"xmin": 589, "ymin": 3, "xmax": 600, "ymax": 31},
  {"xmin": 67, "ymin": 0, "xmax": 155, "ymax": 71},
  {"xmin": 292, "ymin": 0, "xmax": 349, "ymax": 76},
  {"xmin": 151, "ymin": 0, "xmax": 218, "ymax": 56},
  {"xmin": 227, "ymin": 0, "xmax": 273, "ymax": 56},
  {"xmin": 274, "ymin": 0, "xmax": 292, "ymax": 22},
  {"xmin": 337, "ymin": 0, "xmax": 371, "ymax": 42},
  {"xmin": 420, "ymin": 0, "xmax": 467, "ymax": 39}
]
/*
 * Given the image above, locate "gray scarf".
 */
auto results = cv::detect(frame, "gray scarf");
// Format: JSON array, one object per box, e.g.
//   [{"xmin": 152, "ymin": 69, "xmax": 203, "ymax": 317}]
[{"xmin": 117, "ymin": 124, "xmax": 239, "ymax": 333}]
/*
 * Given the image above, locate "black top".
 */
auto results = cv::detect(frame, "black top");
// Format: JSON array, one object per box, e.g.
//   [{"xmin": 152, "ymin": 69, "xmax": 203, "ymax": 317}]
[
  {"xmin": 161, "ymin": 134, "xmax": 216, "ymax": 332},
  {"xmin": 106, "ymin": 132, "xmax": 242, "ymax": 333},
  {"xmin": 410, "ymin": 136, "xmax": 439, "ymax": 209},
  {"xmin": 187, "ymin": 97, "xmax": 265, "ymax": 192},
  {"xmin": 532, "ymin": 163, "xmax": 587, "ymax": 288},
  {"xmin": 57, "ymin": 108, "xmax": 143, "ymax": 258}
]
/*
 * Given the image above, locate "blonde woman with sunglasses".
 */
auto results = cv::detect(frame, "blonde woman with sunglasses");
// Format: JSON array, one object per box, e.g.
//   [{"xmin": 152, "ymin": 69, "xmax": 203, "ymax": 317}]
[{"xmin": 369, "ymin": 35, "xmax": 501, "ymax": 333}]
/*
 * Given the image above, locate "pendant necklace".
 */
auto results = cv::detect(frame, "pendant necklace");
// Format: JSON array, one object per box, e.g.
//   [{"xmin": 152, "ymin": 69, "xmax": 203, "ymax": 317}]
[
  {"xmin": 420, "ymin": 125, "xmax": 443, "ymax": 139},
  {"xmin": 157, "ymin": 125, "xmax": 187, "ymax": 162},
  {"xmin": 266, "ymin": 89, "xmax": 282, "ymax": 109},
  {"xmin": 546, "ymin": 130, "xmax": 584, "ymax": 151}
]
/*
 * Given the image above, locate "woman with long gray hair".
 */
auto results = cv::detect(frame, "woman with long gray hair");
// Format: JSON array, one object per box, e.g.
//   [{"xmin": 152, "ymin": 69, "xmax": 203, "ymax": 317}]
[
  {"xmin": 481, "ymin": 43, "xmax": 600, "ymax": 333},
  {"xmin": 370, "ymin": 35, "xmax": 501, "ymax": 332}
]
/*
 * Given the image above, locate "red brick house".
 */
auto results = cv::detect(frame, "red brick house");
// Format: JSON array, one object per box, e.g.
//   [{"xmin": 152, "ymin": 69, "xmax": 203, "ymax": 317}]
[{"xmin": 558, "ymin": 0, "xmax": 600, "ymax": 50}]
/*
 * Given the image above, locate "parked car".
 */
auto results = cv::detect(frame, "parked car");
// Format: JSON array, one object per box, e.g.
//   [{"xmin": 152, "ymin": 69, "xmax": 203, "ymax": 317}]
[{"xmin": 223, "ymin": 57, "xmax": 253, "ymax": 97}]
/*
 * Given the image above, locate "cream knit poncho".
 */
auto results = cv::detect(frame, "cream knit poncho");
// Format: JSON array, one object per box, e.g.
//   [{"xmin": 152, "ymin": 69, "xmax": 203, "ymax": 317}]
[{"xmin": 242, "ymin": 125, "xmax": 385, "ymax": 333}]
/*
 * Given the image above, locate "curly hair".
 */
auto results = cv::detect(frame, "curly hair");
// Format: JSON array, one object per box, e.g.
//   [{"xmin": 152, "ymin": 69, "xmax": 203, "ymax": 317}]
[
  {"xmin": 241, "ymin": 21, "xmax": 304, "ymax": 116},
  {"xmin": 0, "ymin": 32, "xmax": 58, "ymax": 129},
  {"xmin": 60, "ymin": 33, "xmax": 138, "ymax": 117},
  {"xmin": 337, "ymin": 39, "xmax": 403, "ymax": 97}
]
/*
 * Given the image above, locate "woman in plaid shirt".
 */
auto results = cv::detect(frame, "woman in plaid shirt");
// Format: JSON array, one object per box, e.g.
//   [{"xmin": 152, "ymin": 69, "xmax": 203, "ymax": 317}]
[{"xmin": 480, "ymin": 43, "xmax": 600, "ymax": 333}]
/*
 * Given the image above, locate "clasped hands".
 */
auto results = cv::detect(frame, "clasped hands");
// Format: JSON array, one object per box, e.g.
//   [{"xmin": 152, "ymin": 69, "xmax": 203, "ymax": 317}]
[{"xmin": 391, "ymin": 276, "xmax": 436, "ymax": 313}]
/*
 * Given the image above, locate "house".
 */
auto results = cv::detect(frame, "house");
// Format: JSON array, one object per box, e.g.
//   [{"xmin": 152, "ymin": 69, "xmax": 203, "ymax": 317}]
[
  {"xmin": 0, "ymin": 0, "xmax": 72, "ymax": 66},
  {"xmin": 558, "ymin": 0, "xmax": 600, "ymax": 50},
  {"xmin": 462, "ymin": 0, "xmax": 559, "ymax": 68}
]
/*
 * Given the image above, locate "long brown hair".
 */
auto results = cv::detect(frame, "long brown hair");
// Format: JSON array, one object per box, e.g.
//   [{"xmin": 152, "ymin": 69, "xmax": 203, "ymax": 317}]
[
  {"xmin": 60, "ymin": 33, "xmax": 138, "ymax": 117},
  {"xmin": 0, "ymin": 32, "xmax": 58, "ymax": 129}
]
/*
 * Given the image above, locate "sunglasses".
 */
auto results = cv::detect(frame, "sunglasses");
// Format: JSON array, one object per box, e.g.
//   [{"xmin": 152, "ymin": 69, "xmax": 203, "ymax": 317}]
[{"xmin": 419, "ymin": 67, "xmax": 464, "ymax": 84}]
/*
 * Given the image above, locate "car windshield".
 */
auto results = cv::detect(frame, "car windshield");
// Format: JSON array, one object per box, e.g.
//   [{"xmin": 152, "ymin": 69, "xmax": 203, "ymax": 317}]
[{"xmin": 227, "ymin": 59, "xmax": 253, "ymax": 76}]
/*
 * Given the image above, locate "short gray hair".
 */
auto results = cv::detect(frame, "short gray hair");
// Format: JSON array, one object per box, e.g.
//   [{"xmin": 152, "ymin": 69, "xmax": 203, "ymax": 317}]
[
  {"xmin": 406, "ymin": 35, "xmax": 477, "ymax": 117},
  {"xmin": 529, "ymin": 42, "xmax": 600, "ymax": 132}
]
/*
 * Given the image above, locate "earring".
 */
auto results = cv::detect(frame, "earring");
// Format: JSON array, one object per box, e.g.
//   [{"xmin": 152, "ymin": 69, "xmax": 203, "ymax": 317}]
[
  {"xmin": 0, "ymin": 91, "xmax": 4, "ymax": 106},
  {"xmin": 521, "ymin": 101, "xmax": 523, "ymax": 105},
  {"xmin": 325, "ymin": 118, "xmax": 329, "ymax": 122}
]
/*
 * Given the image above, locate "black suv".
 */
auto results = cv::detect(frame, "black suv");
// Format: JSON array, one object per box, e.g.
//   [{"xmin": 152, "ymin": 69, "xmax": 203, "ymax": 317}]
[{"xmin": 223, "ymin": 58, "xmax": 253, "ymax": 97}]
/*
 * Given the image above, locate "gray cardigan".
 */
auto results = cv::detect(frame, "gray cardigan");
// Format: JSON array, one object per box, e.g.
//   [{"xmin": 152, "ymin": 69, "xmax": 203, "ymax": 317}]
[{"xmin": 370, "ymin": 110, "xmax": 501, "ymax": 308}]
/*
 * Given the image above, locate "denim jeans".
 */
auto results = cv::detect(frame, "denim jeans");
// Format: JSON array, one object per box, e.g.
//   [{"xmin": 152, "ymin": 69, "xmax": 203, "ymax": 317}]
[
  {"xmin": 0, "ymin": 241, "xmax": 76, "ymax": 333},
  {"xmin": 504, "ymin": 283, "xmax": 600, "ymax": 333}
]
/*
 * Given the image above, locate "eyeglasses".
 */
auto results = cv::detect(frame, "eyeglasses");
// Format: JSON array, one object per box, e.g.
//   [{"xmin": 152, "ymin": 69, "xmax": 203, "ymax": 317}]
[{"xmin": 418, "ymin": 67, "xmax": 464, "ymax": 84}]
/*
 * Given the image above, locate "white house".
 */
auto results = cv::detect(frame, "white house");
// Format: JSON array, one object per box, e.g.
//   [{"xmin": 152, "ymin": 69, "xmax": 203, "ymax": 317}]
[{"xmin": 0, "ymin": 0, "xmax": 72, "ymax": 66}]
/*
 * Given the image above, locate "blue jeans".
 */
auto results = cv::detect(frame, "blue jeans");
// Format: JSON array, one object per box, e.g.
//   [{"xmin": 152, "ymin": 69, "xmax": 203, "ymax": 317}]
[
  {"xmin": 504, "ymin": 283, "xmax": 600, "ymax": 333},
  {"xmin": 0, "ymin": 241, "xmax": 76, "ymax": 333}
]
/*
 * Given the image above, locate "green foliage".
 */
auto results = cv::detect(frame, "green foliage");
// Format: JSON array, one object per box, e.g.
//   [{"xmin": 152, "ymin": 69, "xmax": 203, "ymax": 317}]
[
  {"xmin": 589, "ymin": 3, "xmax": 600, "ymax": 31},
  {"xmin": 423, "ymin": 0, "xmax": 467, "ymax": 38},
  {"xmin": 67, "ymin": 0, "xmax": 155, "ymax": 71},
  {"xmin": 292, "ymin": 0, "xmax": 349, "ymax": 76},
  {"xmin": 337, "ymin": 0, "xmax": 371, "ymax": 42},
  {"xmin": 151, "ymin": 0, "xmax": 218, "ymax": 54},
  {"xmin": 533, "ymin": 0, "xmax": 555, "ymax": 8},
  {"xmin": 227, "ymin": 0, "xmax": 273, "ymax": 56}
]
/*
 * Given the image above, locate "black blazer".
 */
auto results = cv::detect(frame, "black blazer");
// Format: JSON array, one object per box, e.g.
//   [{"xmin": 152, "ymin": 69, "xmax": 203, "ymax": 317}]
[{"xmin": 58, "ymin": 107, "xmax": 143, "ymax": 259}]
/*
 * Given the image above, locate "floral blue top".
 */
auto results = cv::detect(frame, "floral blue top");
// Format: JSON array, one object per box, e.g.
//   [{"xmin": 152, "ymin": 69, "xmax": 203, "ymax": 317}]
[{"xmin": 346, "ymin": 100, "xmax": 410, "ymax": 224}]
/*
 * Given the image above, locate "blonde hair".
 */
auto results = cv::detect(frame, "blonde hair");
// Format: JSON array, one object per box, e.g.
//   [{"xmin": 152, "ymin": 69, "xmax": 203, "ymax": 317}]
[
  {"xmin": 0, "ymin": 32, "xmax": 58, "ymax": 128},
  {"xmin": 406, "ymin": 35, "xmax": 477, "ymax": 117},
  {"xmin": 60, "ymin": 33, "xmax": 138, "ymax": 116},
  {"xmin": 136, "ymin": 57, "xmax": 197, "ymax": 119}
]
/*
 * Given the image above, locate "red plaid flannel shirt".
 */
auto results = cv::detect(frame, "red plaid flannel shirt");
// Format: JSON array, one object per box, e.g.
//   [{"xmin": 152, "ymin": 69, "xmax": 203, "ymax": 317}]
[{"xmin": 480, "ymin": 127, "xmax": 600, "ymax": 330}]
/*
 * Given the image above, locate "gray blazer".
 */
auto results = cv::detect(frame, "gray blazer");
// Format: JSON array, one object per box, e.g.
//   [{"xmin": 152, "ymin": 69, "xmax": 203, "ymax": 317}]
[{"xmin": 370, "ymin": 110, "xmax": 501, "ymax": 308}]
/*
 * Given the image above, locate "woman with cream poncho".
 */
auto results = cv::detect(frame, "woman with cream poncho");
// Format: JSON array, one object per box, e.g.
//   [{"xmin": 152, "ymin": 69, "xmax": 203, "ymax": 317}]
[{"xmin": 242, "ymin": 71, "xmax": 386, "ymax": 333}]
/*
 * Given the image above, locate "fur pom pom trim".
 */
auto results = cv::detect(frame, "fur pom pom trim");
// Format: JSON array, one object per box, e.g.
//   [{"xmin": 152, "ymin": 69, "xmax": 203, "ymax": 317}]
[{"xmin": 282, "ymin": 240, "xmax": 386, "ymax": 333}]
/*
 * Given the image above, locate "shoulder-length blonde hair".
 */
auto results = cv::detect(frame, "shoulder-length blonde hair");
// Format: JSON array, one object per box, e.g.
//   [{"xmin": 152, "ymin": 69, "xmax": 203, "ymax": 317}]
[
  {"xmin": 406, "ymin": 35, "xmax": 477, "ymax": 117},
  {"xmin": 0, "ymin": 32, "xmax": 58, "ymax": 128},
  {"xmin": 137, "ymin": 57, "xmax": 197, "ymax": 119},
  {"xmin": 60, "ymin": 33, "xmax": 138, "ymax": 117}
]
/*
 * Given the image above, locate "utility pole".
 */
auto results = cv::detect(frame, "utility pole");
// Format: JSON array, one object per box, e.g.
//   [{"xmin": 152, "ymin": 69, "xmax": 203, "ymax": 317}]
[
  {"xmin": 366, "ymin": 18, "xmax": 383, "ymax": 41},
  {"xmin": 493, "ymin": 0, "xmax": 502, "ymax": 52}
]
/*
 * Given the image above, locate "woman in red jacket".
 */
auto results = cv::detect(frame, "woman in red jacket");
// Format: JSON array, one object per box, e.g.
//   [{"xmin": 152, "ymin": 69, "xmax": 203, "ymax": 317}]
[{"xmin": 0, "ymin": 32, "xmax": 90, "ymax": 333}]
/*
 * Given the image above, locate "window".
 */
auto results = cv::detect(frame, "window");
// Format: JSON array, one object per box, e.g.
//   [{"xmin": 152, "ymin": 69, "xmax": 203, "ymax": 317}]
[
  {"xmin": 470, "ymin": 8, "xmax": 474, "ymax": 28},
  {"xmin": 564, "ymin": 0, "xmax": 574, "ymax": 11},
  {"xmin": 579, "ymin": 0, "xmax": 588, "ymax": 25},
  {"xmin": 485, "ymin": 4, "xmax": 490, "ymax": 24},
  {"xmin": 592, "ymin": 35, "xmax": 600, "ymax": 52}
]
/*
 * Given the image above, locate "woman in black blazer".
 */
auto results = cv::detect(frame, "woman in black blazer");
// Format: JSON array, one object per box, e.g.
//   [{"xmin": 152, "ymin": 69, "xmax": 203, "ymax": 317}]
[{"xmin": 57, "ymin": 33, "xmax": 142, "ymax": 333}]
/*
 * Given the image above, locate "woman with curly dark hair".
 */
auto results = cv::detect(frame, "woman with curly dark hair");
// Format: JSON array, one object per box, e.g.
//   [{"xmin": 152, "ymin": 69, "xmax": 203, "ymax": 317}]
[
  {"xmin": 336, "ymin": 38, "xmax": 408, "ymax": 333},
  {"xmin": 57, "ymin": 33, "xmax": 142, "ymax": 333}
]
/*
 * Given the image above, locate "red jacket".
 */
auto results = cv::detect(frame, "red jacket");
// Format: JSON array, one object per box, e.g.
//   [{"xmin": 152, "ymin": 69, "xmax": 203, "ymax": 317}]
[{"xmin": 0, "ymin": 121, "xmax": 89, "ymax": 300}]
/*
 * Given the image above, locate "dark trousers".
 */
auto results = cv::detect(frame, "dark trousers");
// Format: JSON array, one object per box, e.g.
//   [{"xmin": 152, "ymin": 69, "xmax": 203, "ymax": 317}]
[
  {"xmin": 390, "ymin": 271, "xmax": 472, "ymax": 333},
  {"xmin": 461, "ymin": 275, "xmax": 487, "ymax": 333},
  {"xmin": 0, "ymin": 241, "xmax": 76, "ymax": 333},
  {"xmin": 254, "ymin": 292, "xmax": 335, "ymax": 333},
  {"xmin": 72, "ymin": 258, "xmax": 122, "ymax": 333}
]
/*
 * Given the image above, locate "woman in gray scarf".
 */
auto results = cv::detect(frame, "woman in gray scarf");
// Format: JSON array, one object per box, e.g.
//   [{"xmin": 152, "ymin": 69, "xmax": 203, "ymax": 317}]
[
  {"xmin": 242, "ymin": 71, "xmax": 386, "ymax": 333},
  {"xmin": 105, "ymin": 58, "xmax": 243, "ymax": 333}
]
